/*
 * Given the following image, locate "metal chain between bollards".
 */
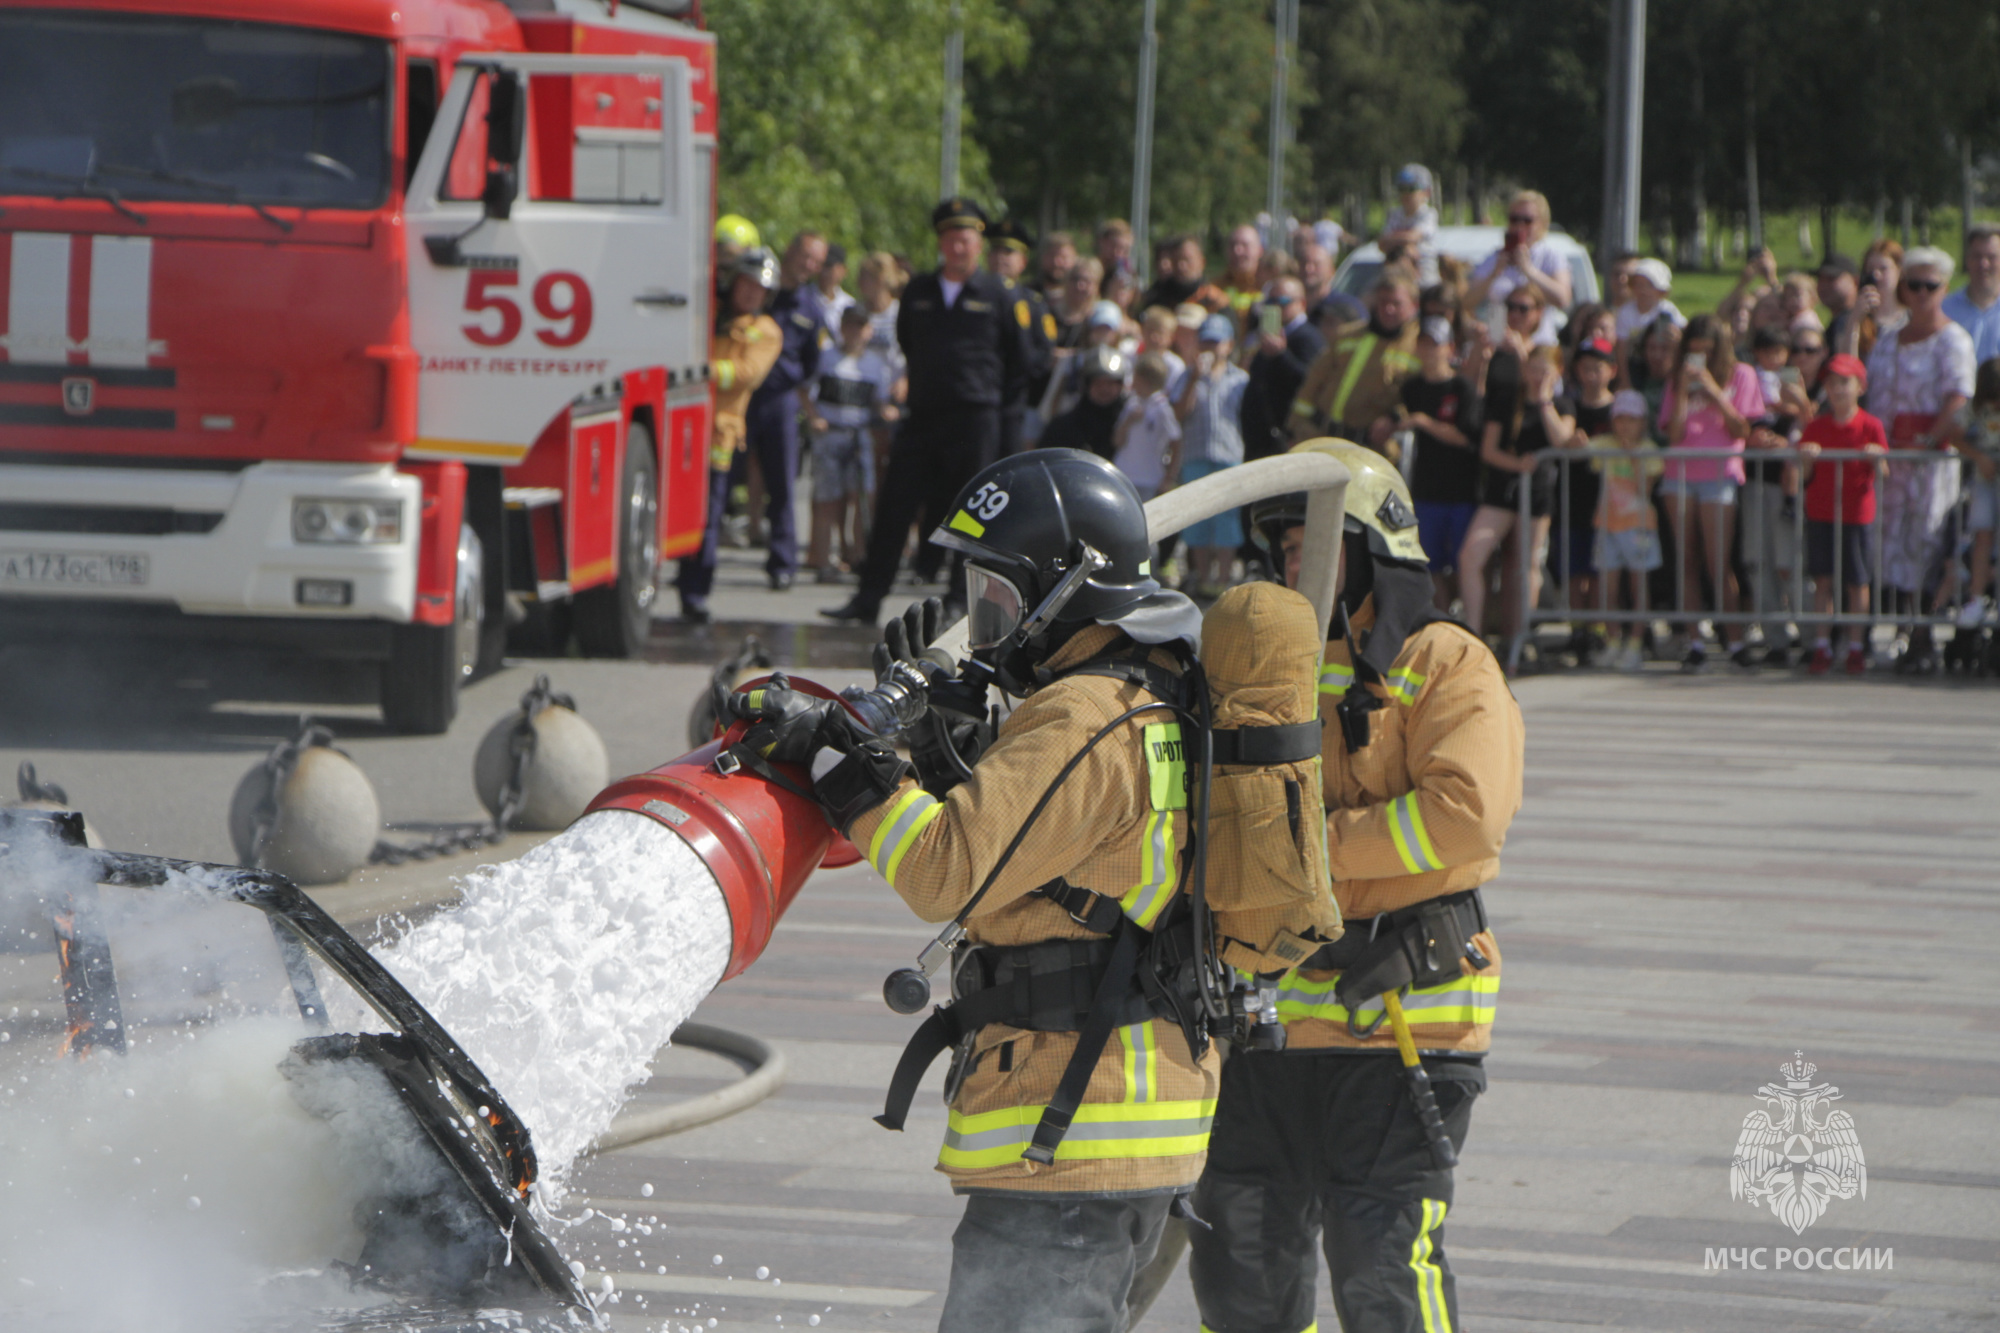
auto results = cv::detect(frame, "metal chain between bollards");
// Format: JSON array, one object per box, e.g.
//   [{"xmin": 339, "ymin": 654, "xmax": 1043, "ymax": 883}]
[
  {"xmin": 247, "ymin": 716, "xmax": 342, "ymax": 871},
  {"xmin": 367, "ymin": 673, "xmax": 576, "ymax": 866}
]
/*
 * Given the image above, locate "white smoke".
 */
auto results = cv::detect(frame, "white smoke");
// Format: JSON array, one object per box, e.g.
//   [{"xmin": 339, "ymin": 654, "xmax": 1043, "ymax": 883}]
[
  {"xmin": 0, "ymin": 822, "xmax": 384, "ymax": 1329},
  {"xmin": 0, "ymin": 806, "xmax": 740, "ymax": 1323}
]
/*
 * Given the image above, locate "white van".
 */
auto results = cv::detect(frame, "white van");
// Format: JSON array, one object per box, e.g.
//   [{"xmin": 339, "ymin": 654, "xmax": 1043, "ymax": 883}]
[{"xmin": 1332, "ymin": 225, "xmax": 1602, "ymax": 341}]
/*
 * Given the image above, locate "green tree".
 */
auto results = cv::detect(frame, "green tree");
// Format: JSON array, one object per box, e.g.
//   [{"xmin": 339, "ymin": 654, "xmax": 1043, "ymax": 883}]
[
  {"xmin": 707, "ymin": 0, "xmax": 1025, "ymax": 261},
  {"xmin": 1293, "ymin": 0, "xmax": 1469, "ymax": 216},
  {"xmin": 967, "ymin": 0, "xmax": 1274, "ymax": 247},
  {"xmin": 1456, "ymin": 0, "xmax": 1606, "ymax": 235}
]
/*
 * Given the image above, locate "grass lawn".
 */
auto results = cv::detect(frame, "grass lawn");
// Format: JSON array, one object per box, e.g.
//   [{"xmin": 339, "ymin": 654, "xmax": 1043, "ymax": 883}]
[{"xmin": 1662, "ymin": 269, "xmax": 1741, "ymax": 317}]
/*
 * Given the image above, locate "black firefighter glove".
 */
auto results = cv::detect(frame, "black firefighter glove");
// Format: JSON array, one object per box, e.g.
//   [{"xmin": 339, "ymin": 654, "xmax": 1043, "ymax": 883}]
[
  {"xmin": 875, "ymin": 597, "xmax": 991, "ymax": 795},
  {"xmin": 725, "ymin": 672, "xmax": 910, "ymax": 834},
  {"xmin": 872, "ymin": 596, "xmax": 947, "ymax": 683}
]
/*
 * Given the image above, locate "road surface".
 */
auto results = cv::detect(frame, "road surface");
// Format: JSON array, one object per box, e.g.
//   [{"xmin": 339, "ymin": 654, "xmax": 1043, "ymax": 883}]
[{"xmin": 3, "ymin": 545, "xmax": 1995, "ymax": 1331}]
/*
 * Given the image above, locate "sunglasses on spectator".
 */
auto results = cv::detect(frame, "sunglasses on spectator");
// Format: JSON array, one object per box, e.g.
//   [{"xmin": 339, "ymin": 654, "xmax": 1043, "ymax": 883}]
[
  {"xmin": 1505, "ymin": 301, "xmax": 1539, "ymax": 314},
  {"xmin": 1505, "ymin": 215, "xmax": 1536, "ymax": 226},
  {"xmin": 1791, "ymin": 342, "xmax": 1824, "ymax": 355},
  {"xmin": 1902, "ymin": 278, "xmax": 1942, "ymax": 293}
]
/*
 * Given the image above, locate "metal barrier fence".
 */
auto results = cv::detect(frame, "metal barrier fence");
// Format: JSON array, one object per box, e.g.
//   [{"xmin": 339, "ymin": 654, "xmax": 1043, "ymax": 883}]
[{"xmin": 1502, "ymin": 445, "xmax": 1983, "ymax": 672}]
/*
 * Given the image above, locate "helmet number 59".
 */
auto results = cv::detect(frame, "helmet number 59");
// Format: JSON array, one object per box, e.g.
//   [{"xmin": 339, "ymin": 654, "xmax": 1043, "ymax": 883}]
[{"xmin": 967, "ymin": 483, "xmax": 1010, "ymax": 522}]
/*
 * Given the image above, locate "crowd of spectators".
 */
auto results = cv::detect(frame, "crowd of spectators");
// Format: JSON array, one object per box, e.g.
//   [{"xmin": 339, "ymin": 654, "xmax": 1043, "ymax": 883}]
[{"xmin": 697, "ymin": 187, "xmax": 2000, "ymax": 676}]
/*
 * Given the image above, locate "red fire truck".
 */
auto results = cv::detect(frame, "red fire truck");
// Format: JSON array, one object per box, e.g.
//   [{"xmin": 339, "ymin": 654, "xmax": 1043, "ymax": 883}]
[{"xmin": 0, "ymin": 0, "xmax": 718, "ymax": 731}]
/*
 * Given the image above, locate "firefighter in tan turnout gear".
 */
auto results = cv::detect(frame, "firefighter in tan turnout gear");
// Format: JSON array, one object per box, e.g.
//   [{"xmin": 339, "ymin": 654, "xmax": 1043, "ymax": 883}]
[
  {"xmin": 1188, "ymin": 439, "xmax": 1525, "ymax": 1333},
  {"xmin": 725, "ymin": 448, "xmax": 1224, "ymax": 1333}
]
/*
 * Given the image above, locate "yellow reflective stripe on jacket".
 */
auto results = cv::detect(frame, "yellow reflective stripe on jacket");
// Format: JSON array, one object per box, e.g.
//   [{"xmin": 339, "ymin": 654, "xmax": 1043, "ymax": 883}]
[
  {"xmin": 1117, "ymin": 808, "xmax": 1177, "ymax": 929},
  {"xmin": 1320, "ymin": 662, "xmax": 1424, "ymax": 705},
  {"xmin": 938, "ymin": 1097, "xmax": 1216, "ymax": 1169},
  {"xmin": 1387, "ymin": 792, "xmax": 1445, "ymax": 873},
  {"xmin": 714, "ymin": 358, "xmax": 736, "ymax": 391},
  {"xmin": 867, "ymin": 787, "xmax": 942, "ymax": 887},
  {"xmin": 1411, "ymin": 1198, "xmax": 1452, "ymax": 1333},
  {"xmin": 1385, "ymin": 666, "xmax": 1427, "ymax": 705},
  {"xmin": 1328, "ymin": 332, "xmax": 1379, "ymax": 425},
  {"xmin": 1121, "ymin": 1022, "xmax": 1157, "ymax": 1103},
  {"xmin": 1272, "ymin": 969, "xmax": 1498, "ymax": 1027}
]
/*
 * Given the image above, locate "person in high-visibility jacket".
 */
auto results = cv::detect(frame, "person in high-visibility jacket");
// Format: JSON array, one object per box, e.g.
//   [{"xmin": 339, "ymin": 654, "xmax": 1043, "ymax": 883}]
[
  {"xmin": 1288, "ymin": 274, "xmax": 1423, "ymax": 454},
  {"xmin": 677, "ymin": 249, "xmax": 783, "ymax": 623},
  {"xmin": 726, "ymin": 449, "xmax": 1219, "ymax": 1333},
  {"xmin": 1187, "ymin": 438, "xmax": 1524, "ymax": 1333}
]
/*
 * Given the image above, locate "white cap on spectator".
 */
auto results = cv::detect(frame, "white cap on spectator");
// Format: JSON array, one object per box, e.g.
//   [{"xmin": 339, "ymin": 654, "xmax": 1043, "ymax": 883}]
[
  {"xmin": 1612, "ymin": 389, "xmax": 1650, "ymax": 418},
  {"xmin": 1087, "ymin": 300, "xmax": 1124, "ymax": 331},
  {"xmin": 1175, "ymin": 302, "xmax": 1209, "ymax": 330},
  {"xmin": 1902, "ymin": 246, "xmax": 1955, "ymax": 281},
  {"xmin": 1632, "ymin": 258, "xmax": 1673, "ymax": 293}
]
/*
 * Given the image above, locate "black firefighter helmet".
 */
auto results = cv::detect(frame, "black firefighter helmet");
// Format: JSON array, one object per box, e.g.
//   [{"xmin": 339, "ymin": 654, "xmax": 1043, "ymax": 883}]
[{"xmin": 930, "ymin": 450, "xmax": 1193, "ymax": 671}]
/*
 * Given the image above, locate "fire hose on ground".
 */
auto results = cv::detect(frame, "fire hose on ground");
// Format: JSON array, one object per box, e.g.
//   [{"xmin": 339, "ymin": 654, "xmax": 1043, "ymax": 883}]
[{"xmin": 592, "ymin": 1022, "xmax": 788, "ymax": 1151}]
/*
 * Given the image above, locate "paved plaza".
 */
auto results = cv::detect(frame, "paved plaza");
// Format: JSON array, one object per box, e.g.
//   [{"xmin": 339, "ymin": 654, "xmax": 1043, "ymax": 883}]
[{"xmin": 4, "ymin": 556, "xmax": 1997, "ymax": 1330}]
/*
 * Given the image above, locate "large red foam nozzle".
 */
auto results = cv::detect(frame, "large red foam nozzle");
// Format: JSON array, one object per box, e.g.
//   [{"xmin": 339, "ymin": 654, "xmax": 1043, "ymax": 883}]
[{"xmin": 583, "ymin": 675, "xmax": 862, "ymax": 981}]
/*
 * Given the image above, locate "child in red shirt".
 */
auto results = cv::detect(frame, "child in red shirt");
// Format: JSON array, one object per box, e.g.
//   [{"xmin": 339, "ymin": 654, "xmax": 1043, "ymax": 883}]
[{"xmin": 1798, "ymin": 353, "xmax": 1888, "ymax": 674}]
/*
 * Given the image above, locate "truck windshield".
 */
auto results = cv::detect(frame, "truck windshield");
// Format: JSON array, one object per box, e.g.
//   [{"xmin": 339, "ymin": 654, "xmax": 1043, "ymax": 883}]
[{"xmin": 0, "ymin": 10, "xmax": 390, "ymax": 211}]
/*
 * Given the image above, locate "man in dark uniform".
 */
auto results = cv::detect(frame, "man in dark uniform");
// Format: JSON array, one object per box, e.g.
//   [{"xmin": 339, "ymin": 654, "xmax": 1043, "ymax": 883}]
[
  {"xmin": 823, "ymin": 199, "xmax": 1025, "ymax": 623},
  {"xmin": 746, "ymin": 231, "xmax": 827, "ymax": 591},
  {"xmin": 987, "ymin": 217, "xmax": 1056, "ymax": 455}
]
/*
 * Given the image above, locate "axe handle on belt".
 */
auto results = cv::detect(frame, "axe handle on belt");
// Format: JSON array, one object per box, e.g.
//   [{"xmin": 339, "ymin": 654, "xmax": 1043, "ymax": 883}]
[{"xmin": 1381, "ymin": 990, "xmax": 1458, "ymax": 1171}]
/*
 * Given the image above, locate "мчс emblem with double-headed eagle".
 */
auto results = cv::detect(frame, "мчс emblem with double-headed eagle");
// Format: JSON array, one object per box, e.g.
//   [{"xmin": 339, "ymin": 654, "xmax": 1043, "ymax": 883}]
[{"xmin": 1730, "ymin": 1052, "xmax": 1867, "ymax": 1234}]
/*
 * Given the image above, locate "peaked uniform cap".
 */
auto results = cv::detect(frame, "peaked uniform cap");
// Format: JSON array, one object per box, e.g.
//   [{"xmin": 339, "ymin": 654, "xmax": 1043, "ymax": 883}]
[{"xmin": 933, "ymin": 197, "xmax": 989, "ymax": 233}]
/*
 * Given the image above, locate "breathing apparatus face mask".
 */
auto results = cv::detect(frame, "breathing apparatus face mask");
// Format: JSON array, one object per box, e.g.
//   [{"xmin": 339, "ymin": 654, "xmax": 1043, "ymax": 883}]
[
  {"xmin": 964, "ymin": 565, "xmax": 1028, "ymax": 651},
  {"xmin": 963, "ymin": 544, "xmax": 1111, "ymax": 657}
]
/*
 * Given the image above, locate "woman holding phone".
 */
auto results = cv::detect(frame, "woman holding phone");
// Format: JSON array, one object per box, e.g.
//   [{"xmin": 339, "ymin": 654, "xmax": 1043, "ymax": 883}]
[
  {"xmin": 1457, "ymin": 344, "xmax": 1574, "ymax": 647},
  {"xmin": 1659, "ymin": 314, "xmax": 1766, "ymax": 669},
  {"xmin": 1465, "ymin": 190, "xmax": 1573, "ymax": 339}
]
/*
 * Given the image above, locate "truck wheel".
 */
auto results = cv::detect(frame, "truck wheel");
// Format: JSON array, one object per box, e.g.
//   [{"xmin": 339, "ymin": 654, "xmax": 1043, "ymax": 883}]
[
  {"xmin": 380, "ymin": 623, "xmax": 459, "ymax": 734},
  {"xmin": 574, "ymin": 422, "xmax": 660, "ymax": 658},
  {"xmin": 381, "ymin": 525, "xmax": 482, "ymax": 734}
]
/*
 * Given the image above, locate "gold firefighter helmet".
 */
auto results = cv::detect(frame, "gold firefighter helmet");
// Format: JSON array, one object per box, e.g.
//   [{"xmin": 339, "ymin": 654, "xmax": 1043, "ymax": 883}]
[{"xmin": 1247, "ymin": 437, "xmax": 1427, "ymax": 568}]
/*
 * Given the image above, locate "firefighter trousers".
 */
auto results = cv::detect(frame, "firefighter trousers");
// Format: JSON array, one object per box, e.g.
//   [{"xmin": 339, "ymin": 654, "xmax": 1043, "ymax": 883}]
[
  {"xmin": 1188, "ymin": 1050, "xmax": 1484, "ymax": 1333},
  {"xmin": 746, "ymin": 394, "xmax": 802, "ymax": 579},
  {"xmin": 938, "ymin": 1191, "xmax": 1173, "ymax": 1333},
  {"xmin": 675, "ymin": 452, "xmax": 744, "ymax": 609}
]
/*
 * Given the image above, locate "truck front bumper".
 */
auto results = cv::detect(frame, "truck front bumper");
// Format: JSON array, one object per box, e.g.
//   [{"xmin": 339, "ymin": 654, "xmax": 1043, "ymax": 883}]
[{"xmin": 0, "ymin": 461, "xmax": 421, "ymax": 623}]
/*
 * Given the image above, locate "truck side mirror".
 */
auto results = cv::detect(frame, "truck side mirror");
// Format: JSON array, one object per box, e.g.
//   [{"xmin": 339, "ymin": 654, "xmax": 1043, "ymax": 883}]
[
  {"xmin": 480, "ymin": 70, "xmax": 525, "ymax": 220},
  {"xmin": 486, "ymin": 71, "xmax": 526, "ymax": 168}
]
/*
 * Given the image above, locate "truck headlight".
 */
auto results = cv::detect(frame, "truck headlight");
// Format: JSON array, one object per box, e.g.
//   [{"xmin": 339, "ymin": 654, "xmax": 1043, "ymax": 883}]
[{"xmin": 292, "ymin": 498, "xmax": 404, "ymax": 545}]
